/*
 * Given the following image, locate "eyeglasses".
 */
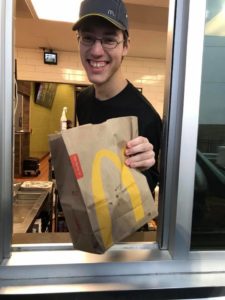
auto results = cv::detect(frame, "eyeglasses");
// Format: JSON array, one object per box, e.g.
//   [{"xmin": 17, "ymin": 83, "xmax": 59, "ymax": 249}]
[{"xmin": 78, "ymin": 33, "xmax": 124, "ymax": 49}]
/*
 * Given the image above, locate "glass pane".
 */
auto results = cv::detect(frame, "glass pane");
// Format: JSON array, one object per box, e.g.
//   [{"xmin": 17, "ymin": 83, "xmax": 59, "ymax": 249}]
[
  {"xmin": 191, "ymin": 0, "xmax": 225, "ymax": 249},
  {"xmin": 13, "ymin": 0, "xmax": 170, "ymax": 246}
]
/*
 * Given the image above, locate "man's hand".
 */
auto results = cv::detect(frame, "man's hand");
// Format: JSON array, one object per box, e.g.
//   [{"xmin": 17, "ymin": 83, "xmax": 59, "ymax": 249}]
[{"xmin": 125, "ymin": 136, "xmax": 155, "ymax": 171}]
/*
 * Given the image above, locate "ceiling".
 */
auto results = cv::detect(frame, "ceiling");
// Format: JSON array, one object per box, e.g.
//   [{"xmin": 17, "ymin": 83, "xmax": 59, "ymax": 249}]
[{"xmin": 15, "ymin": 0, "xmax": 169, "ymax": 59}]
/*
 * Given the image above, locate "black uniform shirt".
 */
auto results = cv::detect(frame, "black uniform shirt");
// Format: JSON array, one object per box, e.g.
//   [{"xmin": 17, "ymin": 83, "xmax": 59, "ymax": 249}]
[{"xmin": 76, "ymin": 81, "xmax": 162, "ymax": 192}]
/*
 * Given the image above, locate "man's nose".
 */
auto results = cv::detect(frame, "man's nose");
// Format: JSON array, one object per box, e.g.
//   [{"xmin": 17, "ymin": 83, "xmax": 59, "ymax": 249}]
[{"xmin": 90, "ymin": 39, "xmax": 105, "ymax": 54}]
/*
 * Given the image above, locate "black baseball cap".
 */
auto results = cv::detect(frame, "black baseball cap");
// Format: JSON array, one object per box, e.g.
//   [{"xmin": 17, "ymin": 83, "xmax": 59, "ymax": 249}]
[{"xmin": 72, "ymin": 0, "xmax": 129, "ymax": 33}]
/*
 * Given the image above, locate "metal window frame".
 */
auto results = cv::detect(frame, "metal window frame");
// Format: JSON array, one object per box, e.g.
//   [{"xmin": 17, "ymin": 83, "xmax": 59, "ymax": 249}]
[
  {"xmin": 0, "ymin": 0, "xmax": 13, "ymax": 263},
  {"xmin": 157, "ymin": 0, "xmax": 190, "ymax": 251},
  {"xmin": 1, "ymin": 0, "xmax": 225, "ymax": 293}
]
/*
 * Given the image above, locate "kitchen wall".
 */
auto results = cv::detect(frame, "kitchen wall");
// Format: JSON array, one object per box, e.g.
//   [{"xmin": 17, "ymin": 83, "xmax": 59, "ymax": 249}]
[
  {"xmin": 15, "ymin": 48, "xmax": 166, "ymax": 117},
  {"xmin": 29, "ymin": 83, "xmax": 74, "ymax": 158}
]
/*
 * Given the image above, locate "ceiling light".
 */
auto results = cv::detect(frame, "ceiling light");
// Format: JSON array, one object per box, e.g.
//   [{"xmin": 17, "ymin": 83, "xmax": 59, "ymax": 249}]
[
  {"xmin": 222, "ymin": 4, "xmax": 225, "ymax": 17},
  {"xmin": 27, "ymin": 0, "xmax": 82, "ymax": 23},
  {"xmin": 205, "ymin": 4, "xmax": 225, "ymax": 36},
  {"xmin": 205, "ymin": 11, "xmax": 225, "ymax": 36}
]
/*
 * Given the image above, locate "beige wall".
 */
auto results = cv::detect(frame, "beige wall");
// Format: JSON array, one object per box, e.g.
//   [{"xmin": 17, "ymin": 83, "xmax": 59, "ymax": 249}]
[{"xmin": 16, "ymin": 48, "xmax": 165, "ymax": 117}]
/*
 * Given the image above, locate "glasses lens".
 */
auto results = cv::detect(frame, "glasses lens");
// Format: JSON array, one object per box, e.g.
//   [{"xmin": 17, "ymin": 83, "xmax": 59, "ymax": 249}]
[
  {"xmin": 102, "ymin": 37, "xmax": 117, "ymax": 49},
  {"xmin": 81, "ymin": 35, "xmax": 95, "ymax": 46}
]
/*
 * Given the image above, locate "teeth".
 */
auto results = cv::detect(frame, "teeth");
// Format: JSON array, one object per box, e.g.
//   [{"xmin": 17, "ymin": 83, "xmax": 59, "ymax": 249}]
[{"xmin": 90, "ymin": 61, "xmax": 105, "ymax": 68}]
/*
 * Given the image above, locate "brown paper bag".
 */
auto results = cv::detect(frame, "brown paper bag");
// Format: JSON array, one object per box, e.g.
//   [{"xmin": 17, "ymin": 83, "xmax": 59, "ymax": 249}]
[{"xmin": 49, "ymin": 116, "xmax": 157, "ymax": 254}]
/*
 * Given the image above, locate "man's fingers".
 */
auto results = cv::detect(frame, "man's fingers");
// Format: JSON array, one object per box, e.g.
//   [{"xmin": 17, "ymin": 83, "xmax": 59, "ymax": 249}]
[
  {"xmin": 125, "ymin": 151, "xmax": 155, "ymax": 169},
  {"xmin": 125, "ymin": 138, "xmax": 153, "ymax": 156}
]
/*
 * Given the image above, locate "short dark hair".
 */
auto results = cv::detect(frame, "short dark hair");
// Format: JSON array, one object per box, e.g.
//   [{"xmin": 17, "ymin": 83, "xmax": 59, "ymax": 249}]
[{"xmin": 122, "ymin": 30, "xmax": 129, "ymax": 47}]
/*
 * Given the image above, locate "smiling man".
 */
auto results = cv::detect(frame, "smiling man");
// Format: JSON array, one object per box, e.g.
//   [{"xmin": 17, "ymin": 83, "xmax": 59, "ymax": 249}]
[{"xmin": 73, "ymin": 0, "xmax": 162, "ymax": 193}]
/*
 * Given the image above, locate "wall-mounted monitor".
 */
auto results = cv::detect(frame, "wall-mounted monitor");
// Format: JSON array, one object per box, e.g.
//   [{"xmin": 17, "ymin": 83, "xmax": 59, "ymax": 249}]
[
  {"xmin": 34, "ymin": 82, "xmax": 57, "ymax": 109},
  {"xmin": 44, "ymin": 51, "xmax": 57, "ymax": 65}
]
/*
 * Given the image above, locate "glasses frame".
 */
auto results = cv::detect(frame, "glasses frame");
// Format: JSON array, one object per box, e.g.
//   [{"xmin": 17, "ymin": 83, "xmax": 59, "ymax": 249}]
[{"xmin": 77, "ymin": 34, "xmax": 125, "ymax": 49}]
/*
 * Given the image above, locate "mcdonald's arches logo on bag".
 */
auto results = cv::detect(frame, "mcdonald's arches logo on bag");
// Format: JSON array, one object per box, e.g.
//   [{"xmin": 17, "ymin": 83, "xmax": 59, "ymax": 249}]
[{"xmin": 91, "ymin": 149, "xmax": 145, "ymax": 249}]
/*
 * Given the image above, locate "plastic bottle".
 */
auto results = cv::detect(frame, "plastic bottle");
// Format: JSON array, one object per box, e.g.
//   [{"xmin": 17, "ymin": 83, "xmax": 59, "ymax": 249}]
[{"xmin": 60, "ymin": 107, "xmax": 67, "ymax": 131}]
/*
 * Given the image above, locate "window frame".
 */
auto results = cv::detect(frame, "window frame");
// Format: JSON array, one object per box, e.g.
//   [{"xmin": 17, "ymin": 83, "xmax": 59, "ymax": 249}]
[
  {"xmin": 1, "ymin": 0, "xmax": 225, "ymax": 292},
  {"xmin": 0, "ymin": 0, "xmax": 13, "ymax": 262}
]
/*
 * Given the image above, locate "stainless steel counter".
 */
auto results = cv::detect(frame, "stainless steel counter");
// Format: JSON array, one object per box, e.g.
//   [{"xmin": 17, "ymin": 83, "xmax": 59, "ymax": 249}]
[
  {"xmin": 13, "ymin": 190, "xmax": 49, "ymax": 233},
  {"xmin": 13, "ymin": 181, "xmax": 54, "ymax": 233}
]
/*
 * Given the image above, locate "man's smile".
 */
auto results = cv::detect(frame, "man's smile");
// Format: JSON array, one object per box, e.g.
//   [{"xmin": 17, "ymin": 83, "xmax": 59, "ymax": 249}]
[{"xmin": 88, "ymin": 59, "xmax": 109, "ymax": 67}]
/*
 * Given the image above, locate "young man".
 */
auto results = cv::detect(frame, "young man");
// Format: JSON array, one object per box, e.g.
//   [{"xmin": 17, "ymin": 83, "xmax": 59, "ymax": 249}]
[{"xmin": 73, "ymin": 0, "xmax": 162, "ymax": 193}]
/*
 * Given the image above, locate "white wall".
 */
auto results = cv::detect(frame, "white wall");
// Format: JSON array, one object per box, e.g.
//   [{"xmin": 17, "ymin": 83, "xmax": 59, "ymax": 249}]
[{"xmin": 15, "ymin": 48, "xmax": 166, "ymax": 117}]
